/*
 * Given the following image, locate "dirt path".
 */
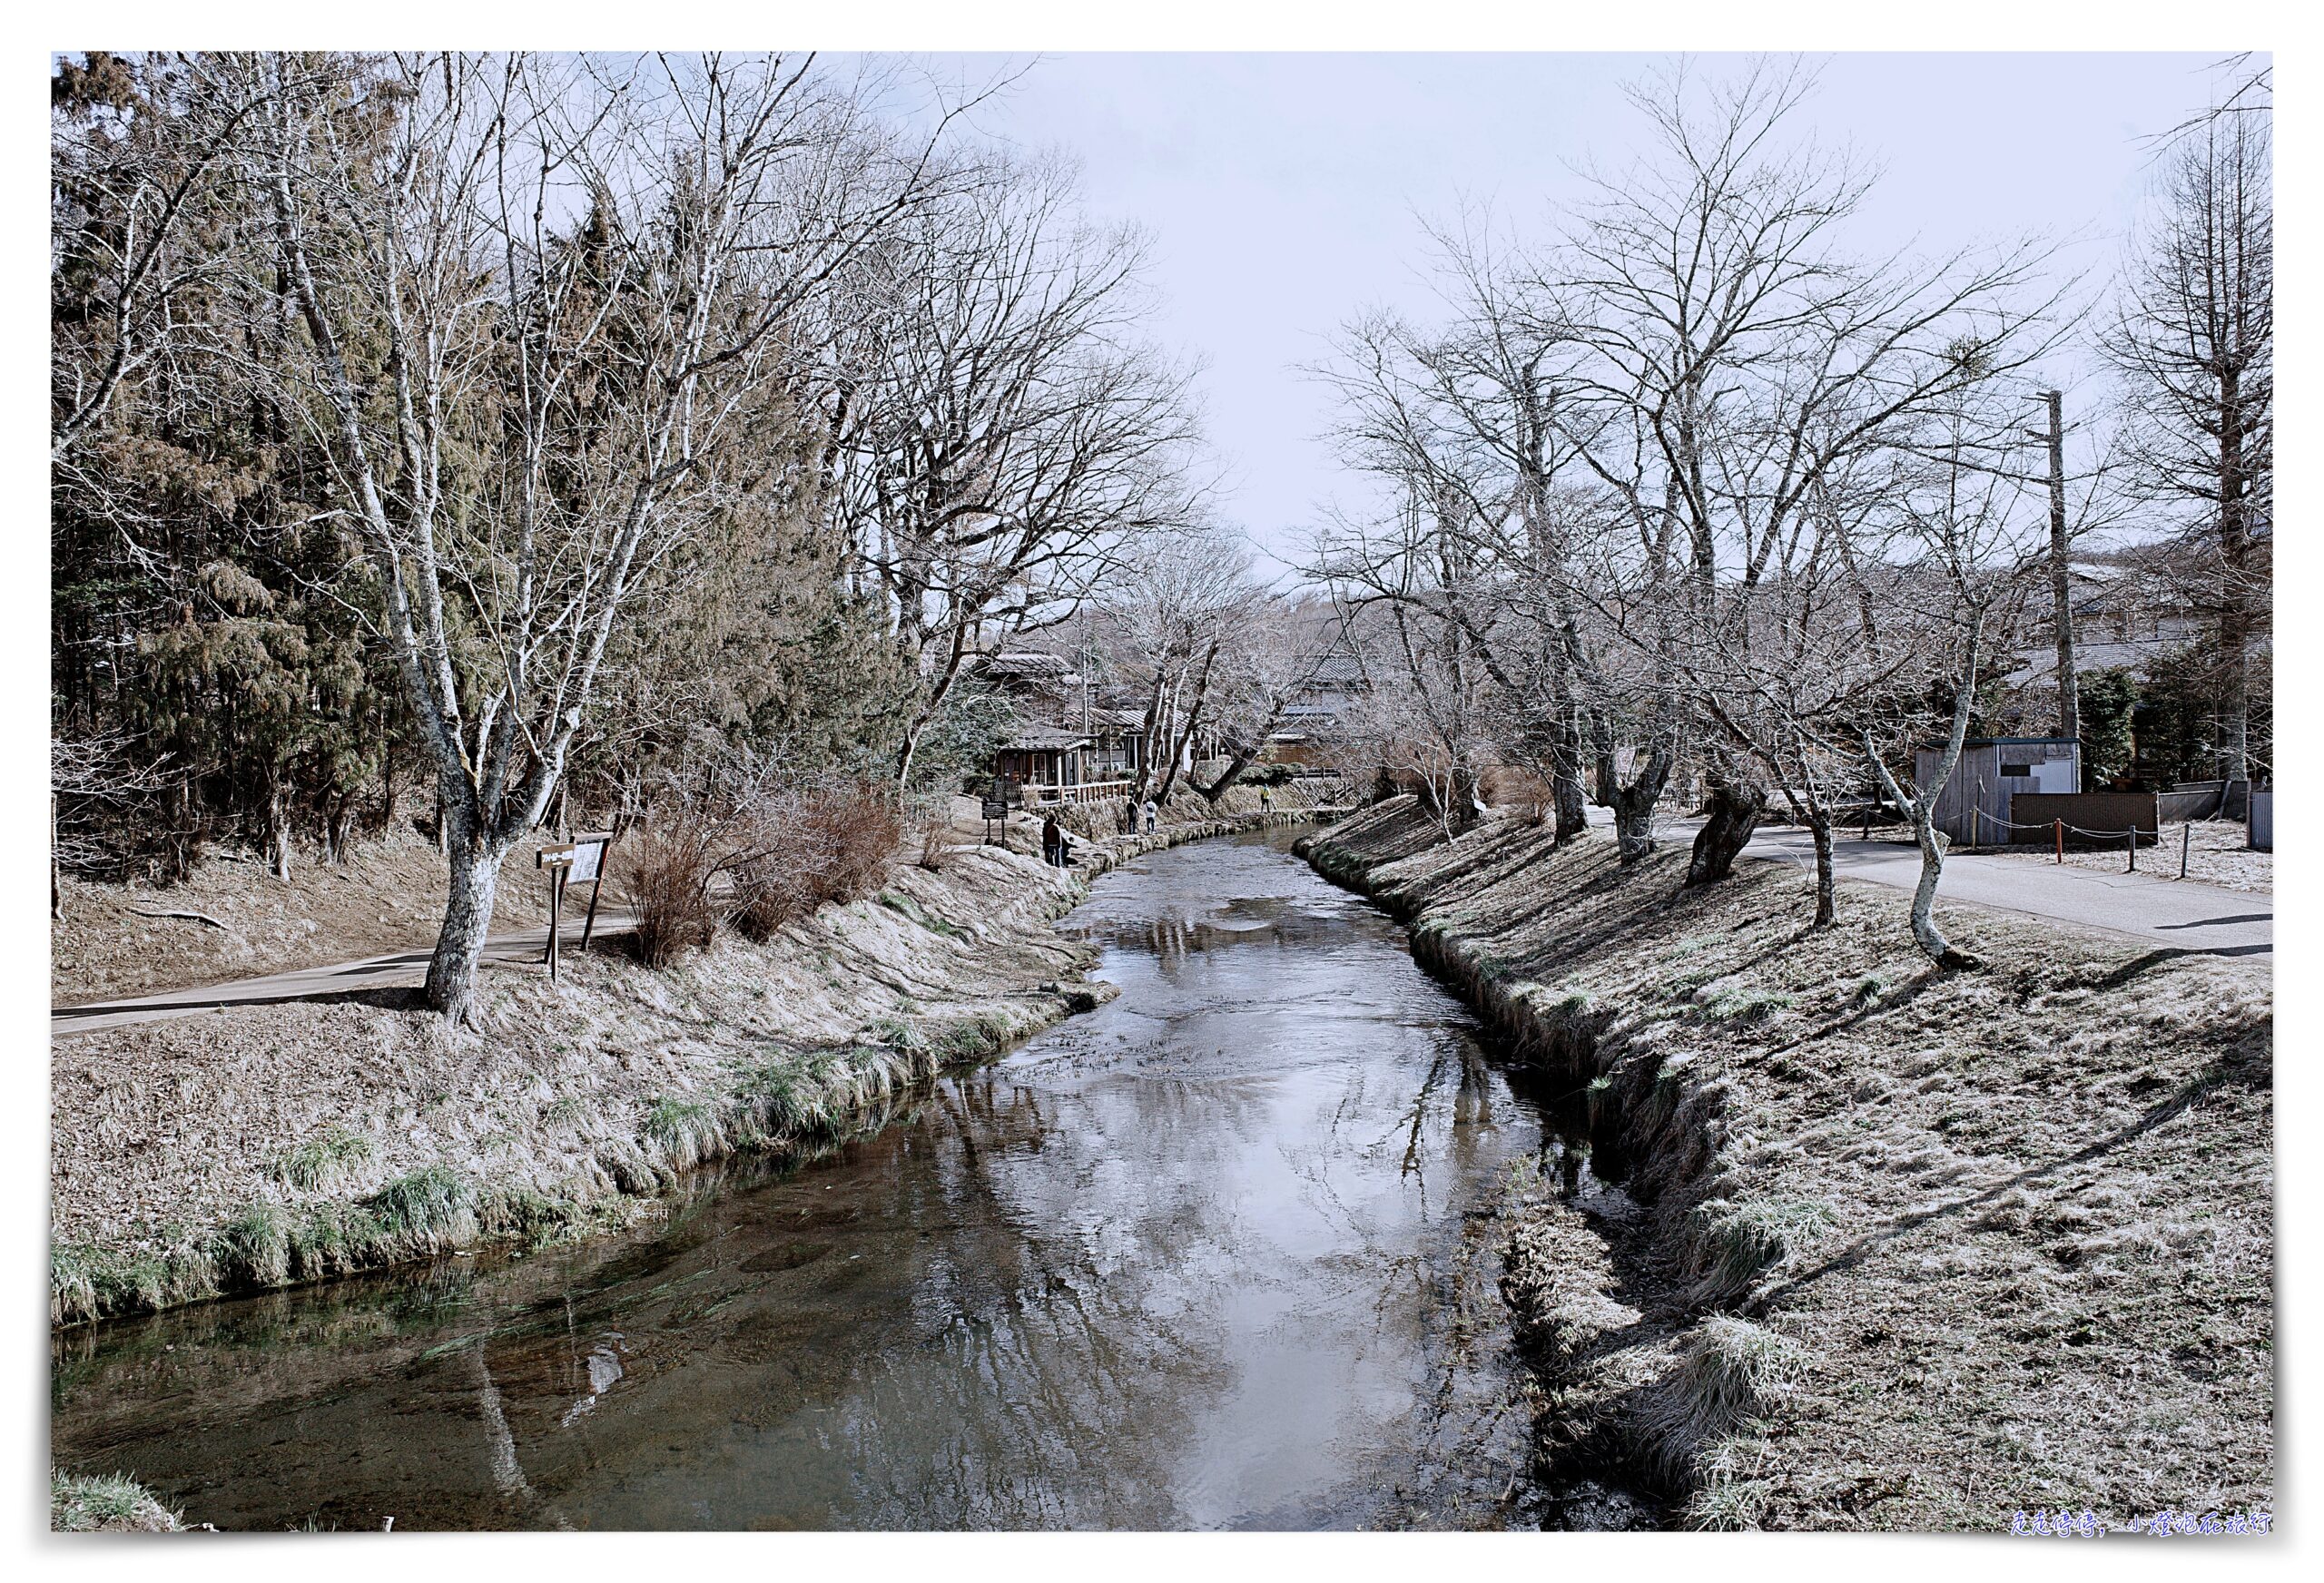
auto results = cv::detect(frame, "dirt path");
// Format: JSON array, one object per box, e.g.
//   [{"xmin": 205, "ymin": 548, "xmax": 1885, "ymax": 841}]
[{"xmin": 51, "ymin": 910, "xmax": 639, "ymax": 1038}]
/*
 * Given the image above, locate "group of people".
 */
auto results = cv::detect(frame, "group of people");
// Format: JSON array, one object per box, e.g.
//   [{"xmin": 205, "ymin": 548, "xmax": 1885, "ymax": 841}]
[{"xmin": 1039, "ymin": 798, "xmax": 1157, "ymax": 869}]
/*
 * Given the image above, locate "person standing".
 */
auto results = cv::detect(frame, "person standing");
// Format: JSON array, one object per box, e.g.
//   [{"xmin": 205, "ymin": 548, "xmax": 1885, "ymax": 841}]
[
  {"xmin": 1041, "ymin": 812, "xmax": 1063, "ymax": 868},
  {"xmin": 1260, "ymin": 785, "xmax": 1273, "ymax": 816},
  {"xmin": 1142, "ymin": 798, "xmax": 1158, "ymax": 834}
]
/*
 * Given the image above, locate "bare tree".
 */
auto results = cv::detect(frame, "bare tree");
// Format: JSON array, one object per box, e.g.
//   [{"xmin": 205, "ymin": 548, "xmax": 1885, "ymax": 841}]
[
  {"xmin": 1543, "ymin": 59, "xmax": 2070, "ymax": 886},
  {"xmin": 1101, "ymin": 525, "xmax": 1251, "ymax": 810},
  {"xmin": 255, "ymin": 52, "xmax": 947, "ymax": 1020},
  {"xmin": 1858, "ymin": 377, "xmax": 2043, "ymax": 968},
  {"xmin": 2103, "ymin": 105, "xmax": 2271, "ymax": 785},
  {"xmin": 822, "ymin": 152, "xmax": 1206, "ymax": 787},
  {"xmin": 1189, "ymin": 589, "xmax": 1335, "ymax": 803}
]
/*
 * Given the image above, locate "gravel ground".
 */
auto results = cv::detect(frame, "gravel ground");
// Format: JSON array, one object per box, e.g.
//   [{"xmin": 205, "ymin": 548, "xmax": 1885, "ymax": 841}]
[
  {"xmin": 1308, "ymin": 801, "xmax": 2273, "ymax": 1532},
  {"xmin": 1985, "ymin": 819, "xmax": 2271, "ymax": 894}
]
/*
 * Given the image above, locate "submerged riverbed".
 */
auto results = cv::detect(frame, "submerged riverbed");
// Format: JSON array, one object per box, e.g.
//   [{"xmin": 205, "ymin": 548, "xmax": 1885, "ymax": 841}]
[{"xmin": 52, "ymin": 829, "xmax": 1569, "ymax": 1531}]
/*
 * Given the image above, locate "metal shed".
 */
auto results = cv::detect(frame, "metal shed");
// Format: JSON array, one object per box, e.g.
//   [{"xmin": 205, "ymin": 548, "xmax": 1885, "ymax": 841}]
[{"xmin": 1913, "ymin": 736, "xmax": 2080, "ymax": 846}]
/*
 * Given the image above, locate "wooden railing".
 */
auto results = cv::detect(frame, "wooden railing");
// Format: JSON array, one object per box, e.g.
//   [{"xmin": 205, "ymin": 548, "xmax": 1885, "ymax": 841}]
[{"xmin": 1026, "ymin": 779, "xmax": 1133, "ymax": 807}]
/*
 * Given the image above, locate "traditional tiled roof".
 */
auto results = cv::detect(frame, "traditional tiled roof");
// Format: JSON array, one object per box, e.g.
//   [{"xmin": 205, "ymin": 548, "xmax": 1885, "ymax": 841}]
[
  {"xmin": 1000, "ymin": 725, "xmax": 1092, "ymax": 752},
  {"xmin": 980, "ymin": 651, "xmax": 1076, "ymax": 681}
]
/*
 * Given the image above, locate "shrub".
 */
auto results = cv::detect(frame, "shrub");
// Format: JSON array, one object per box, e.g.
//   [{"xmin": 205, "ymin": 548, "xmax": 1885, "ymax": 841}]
[
  {"xmin": 360, "ymin": 1165, "xmax": 472, "ymax": 1246},
  {"xmin": 730, "ymin": 781, "xmax": 901, "ymax": 941},
  {"xmin": 52, "ymin": 1471, "xmax": 182, "ymax": 1533},
  {"xmin": 1688, "ymin": 1195, "xmax": 1837, "ymax": 1303},
  {"xmin": 211, "ymin": 1203, "xmax": 291, "ymax": 1287},
  {"xmin": 642, "ymin": 1096, "xmax": 721, "ymax": 1169},
  {"xmin": 803, "ymin": 782, "xmax": 901, "ymax": 900},
  {"xmin": 915, "ymin": 813, "xmax": 953, "ymax": 871},
  {"xmin": 619, "ymin": 814, "xmax": 722, "ymax": 966}
]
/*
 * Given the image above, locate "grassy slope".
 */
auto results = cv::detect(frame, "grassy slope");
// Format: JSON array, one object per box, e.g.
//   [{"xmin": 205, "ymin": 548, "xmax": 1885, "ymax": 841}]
[
  {"xmin": 1306, "ymin": 797, "xmax": 2272, "ymax": 1531},
  {"xmin": 51, "ymin": 796, "xmax": 1313, "ymax": 1329}
]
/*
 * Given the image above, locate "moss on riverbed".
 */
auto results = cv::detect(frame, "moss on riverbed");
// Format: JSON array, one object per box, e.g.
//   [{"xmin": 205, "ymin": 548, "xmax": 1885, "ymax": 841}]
[{"xmin": 1306, "ymin": 797, "xmax": 2273, "ymax": 1531}]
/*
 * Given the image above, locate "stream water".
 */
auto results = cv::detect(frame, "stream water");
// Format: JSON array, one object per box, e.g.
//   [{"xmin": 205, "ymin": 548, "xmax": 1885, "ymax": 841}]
[{"xmin": 51, "ymin": 828, "xmax": 1572, "ymax": 1531}]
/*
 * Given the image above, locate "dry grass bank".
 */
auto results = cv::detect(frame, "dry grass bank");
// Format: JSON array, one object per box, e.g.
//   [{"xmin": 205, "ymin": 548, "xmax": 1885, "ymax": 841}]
[
  {"xmin": 1305, "ymin": 798, "xmax": 2272, "ymax": 1532},
  {"xmin": 51, "ymin": 842, "xmax": 1098, "ymax": 1326},
  {"xmin": 51, "ymin": 794, "xmax": 1325, "ymax": 1329}
]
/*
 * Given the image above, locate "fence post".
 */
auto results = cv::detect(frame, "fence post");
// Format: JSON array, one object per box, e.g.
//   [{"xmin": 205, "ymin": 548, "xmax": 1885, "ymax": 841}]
[
  {"xmin": 2181, "ymin": 822, "xmax": 2191, "ymax": 880},
  {"xmin": 2055, "ymin": 819, "xmax": 2063, "ymax": 865},
  {"xmin": 2127, "ymin": 829, "xmax": 2136, "ymax": 873}
]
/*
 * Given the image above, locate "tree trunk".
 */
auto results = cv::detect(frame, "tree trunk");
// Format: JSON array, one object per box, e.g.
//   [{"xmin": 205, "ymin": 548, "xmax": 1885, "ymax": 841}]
[
  {"xmin": 1593, "ymin": 718, "xmax": 1671, "ymax": 866},
  {"xmin": 264, "ymin": 779, "xmax": 293, "ymax": 881},
  {"xmin": 1684, "ymin": 775, "xmax": 1767, "ymax": 888},
  {"xmin": 325, "ymin": 794, "xmax": 356, "ymax": 866},
  {"xmin": 425, "ymin": 835, "xmax": 505, "ymax": 1024},
  {"xmin": 1551, "ymin": 712, "xmax": 1590, "ymax": 846},
  {"xmin": 1864, "ymin": 685, "xmax": 1984, "ymax": 973},
  {"xmin": 1902, "ymin": 808, "xmax": 1978, "ymax": 969},
  {"xmin": 1196, "ymin": 740, "xmax": 1261, "ymax": 804},
  {"xmin": 1808, "ymin": 807, "xmax": 1837, "ymax": 928}
]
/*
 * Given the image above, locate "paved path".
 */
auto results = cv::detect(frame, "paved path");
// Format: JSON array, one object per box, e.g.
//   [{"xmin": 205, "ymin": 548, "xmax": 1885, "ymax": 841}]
[
  {"xmin": 51, "ymin": 913, "xmax": 635, "ymax": 1038},
  {"xmin": 1730, "ymin": 824, "xmax": 2271, "ymax": 959}
]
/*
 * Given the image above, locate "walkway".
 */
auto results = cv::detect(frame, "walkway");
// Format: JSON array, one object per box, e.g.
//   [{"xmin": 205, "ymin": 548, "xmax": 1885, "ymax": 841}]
[
  {"xmin": 51, "ymin": 913, "xmax": 634, "ymax": 1039},
  {"xmin": 1735, "ymin": 824, "xmax": 2271, "ymax": 959}
]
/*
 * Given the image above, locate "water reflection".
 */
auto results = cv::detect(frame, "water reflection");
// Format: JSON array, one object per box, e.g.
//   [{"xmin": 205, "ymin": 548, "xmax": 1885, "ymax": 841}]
[{"xmin": 52, "ymin": 829, "xmax": 1552, "ymax": 1531}]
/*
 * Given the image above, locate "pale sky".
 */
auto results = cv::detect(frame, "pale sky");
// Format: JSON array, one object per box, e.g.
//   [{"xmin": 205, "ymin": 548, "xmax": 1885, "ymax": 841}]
[{"xmin": 912, "ymin": 51, "xmax": 2246, "ymax": 578}]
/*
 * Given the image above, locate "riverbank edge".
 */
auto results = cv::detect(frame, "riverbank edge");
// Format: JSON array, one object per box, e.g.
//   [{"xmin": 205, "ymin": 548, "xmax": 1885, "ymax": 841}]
[
  {"xmin": 1297, "ymin": 803, "xmax": 1710, "ymax": 1525},
  {"xmin": 52, "ymin": 795, "xmax": 1324, "ymax": 1333},
  {"xmin": 1297, "ymin": 796, "xmax": 2273, "ymax": 1531}
]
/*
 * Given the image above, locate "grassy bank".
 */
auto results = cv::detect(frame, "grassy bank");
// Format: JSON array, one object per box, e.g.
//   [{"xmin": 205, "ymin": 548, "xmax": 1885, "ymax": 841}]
[
  {"xmin": 51, "ymin": 789, "xmax": 1326, "ymax": 1330},
  {"xmin": 1303, "ymin": 798, "xmax": 2273, "ymax": 1531}
]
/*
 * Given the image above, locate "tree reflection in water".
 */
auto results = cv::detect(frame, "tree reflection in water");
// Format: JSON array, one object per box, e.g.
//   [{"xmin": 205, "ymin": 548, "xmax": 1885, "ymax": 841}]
[{"xmin": 52, "ymin": 830, "xmax": 1568, "ymax": 1531}]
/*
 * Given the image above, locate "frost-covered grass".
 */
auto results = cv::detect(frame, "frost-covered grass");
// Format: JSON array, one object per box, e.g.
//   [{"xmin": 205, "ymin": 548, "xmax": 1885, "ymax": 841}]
[
  {"xmin": 52, "ymin": 1470, "xmax": 182, "ymax": 1532},
  {"xmin": 52, "ymin": 841, "xmax": 1101, "ymax": 1326},
  {"xmin": 1312, "ymin": 799, "xmax": 2273, "ymax": 1531}
]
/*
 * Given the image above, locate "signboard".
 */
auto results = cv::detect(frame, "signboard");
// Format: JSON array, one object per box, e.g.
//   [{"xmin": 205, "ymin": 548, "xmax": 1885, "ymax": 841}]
[
  {"xmin": 537, "ymin": 841, "xmax": 576, "ymax": 870},
  {"xmin": 569, "ymin": 832, "xmax": 611, "ymax": 884},
  {"xmin": 981, "ymin": 792, "xmax": 1009, "ymax": 821}
]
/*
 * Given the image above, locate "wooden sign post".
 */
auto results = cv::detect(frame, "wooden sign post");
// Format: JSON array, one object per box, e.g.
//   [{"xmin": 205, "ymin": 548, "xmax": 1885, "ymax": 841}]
[{"xmin": 537, "ymin": 842, "xmax": 576, "ymax": 980}]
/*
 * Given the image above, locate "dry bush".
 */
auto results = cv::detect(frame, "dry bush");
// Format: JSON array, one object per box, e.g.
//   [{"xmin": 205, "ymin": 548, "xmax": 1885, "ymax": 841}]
[
  {"xmin": 805, "ymin": 782, "xmax": 901, "ymax": 898},
  {"xmin": 728, "ymin": 781, "xmax": 902, "ymax": 942},
  {"xmin": 915, "ymin": 815, "xmax": 952, "ymax": 872},
  {"xmin": 619, "ymin": 816, "xmax": 721, "ymax": 966}
]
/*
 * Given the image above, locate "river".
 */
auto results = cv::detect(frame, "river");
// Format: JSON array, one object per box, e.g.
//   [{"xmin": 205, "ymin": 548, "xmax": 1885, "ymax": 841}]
[{"xmin": 51, "ymin": 828, "xmax": 1571, "ymax": 1531}]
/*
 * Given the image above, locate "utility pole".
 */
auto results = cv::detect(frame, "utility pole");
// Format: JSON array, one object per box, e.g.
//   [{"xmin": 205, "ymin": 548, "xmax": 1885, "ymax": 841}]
[{"xmin": 2042, "ymin": 390, "xmax": 2079, "ymax": 749}]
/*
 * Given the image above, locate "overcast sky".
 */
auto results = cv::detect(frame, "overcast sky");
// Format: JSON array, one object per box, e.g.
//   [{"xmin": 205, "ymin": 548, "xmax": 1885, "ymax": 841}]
[{"xmin": 909, "ymin": 51, "xmax": 2247, "ymax": 578}]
